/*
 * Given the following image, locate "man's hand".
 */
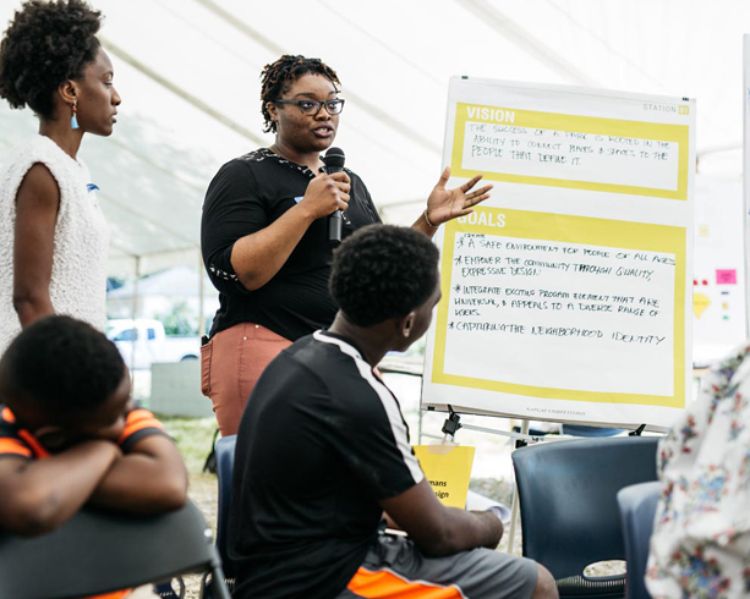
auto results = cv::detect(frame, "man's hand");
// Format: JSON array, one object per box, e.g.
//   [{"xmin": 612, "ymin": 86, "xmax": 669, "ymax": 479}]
[
  {"xmin": 90, "ymin": 419, "xmax": 127, "ymax": 445},
  {"xmin": 380, "ymin": 479, "xmax": 503, "ymax": 557},
  {"xmin": 89, "ymin": 435, "xmax": 187, "ymax": 515}
]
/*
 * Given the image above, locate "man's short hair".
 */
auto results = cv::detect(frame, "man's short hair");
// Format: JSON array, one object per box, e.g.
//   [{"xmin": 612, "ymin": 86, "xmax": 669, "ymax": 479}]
[
  {"xmin": 329, "ymin": 224, "xmax": 439, "ymax": 327},
  {"xmin": 0, "ymin": 315, "xmax": 125, "ymax": 414}
]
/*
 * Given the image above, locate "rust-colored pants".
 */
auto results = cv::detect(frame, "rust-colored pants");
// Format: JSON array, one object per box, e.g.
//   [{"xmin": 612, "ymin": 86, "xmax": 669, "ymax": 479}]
[{"xmin": 201, "ymin": 322, "xmax": 292, "ymax": 436}]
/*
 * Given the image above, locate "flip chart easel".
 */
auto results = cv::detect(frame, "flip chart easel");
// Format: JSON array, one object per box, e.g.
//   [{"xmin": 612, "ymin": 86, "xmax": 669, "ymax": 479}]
[{"xmin": 422, "ymin": 77, "xmax": 695, "ymax": 431}]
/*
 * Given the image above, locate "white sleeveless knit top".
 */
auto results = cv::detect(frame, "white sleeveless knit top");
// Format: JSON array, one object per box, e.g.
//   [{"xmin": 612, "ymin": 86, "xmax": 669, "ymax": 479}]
[{"xmin": 0, "ymin": 135, "xmax": 110, "ymax": 354}]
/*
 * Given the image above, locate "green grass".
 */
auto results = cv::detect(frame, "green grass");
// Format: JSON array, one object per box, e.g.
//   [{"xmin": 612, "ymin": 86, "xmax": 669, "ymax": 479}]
[
  {"xmin": 469, "ymin": 477, "xmax": 514, "ymax": 505},
  {"xmin": 158, "ymin": 415, "xmax": 218, "ymax": 475},
  {"xmin": 156, "ymin": 415, "xmax": 513, "ymax": 508}
]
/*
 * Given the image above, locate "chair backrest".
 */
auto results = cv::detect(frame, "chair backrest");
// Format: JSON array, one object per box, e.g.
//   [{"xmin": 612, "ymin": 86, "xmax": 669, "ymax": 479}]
[
  {"xmin": 511, "ymin": 436, "xmax": 659, "ymax": 580},
  {"xmin": 0, "ymin": 500, "xmax": 231, "ymax": 599},
  {"xmin": 617, "ymin": 481, "xmax": 661, "ymax": 599},
  {"xmin": 215, "ymin": 434, "xmax": 238, "ymax": 580}
]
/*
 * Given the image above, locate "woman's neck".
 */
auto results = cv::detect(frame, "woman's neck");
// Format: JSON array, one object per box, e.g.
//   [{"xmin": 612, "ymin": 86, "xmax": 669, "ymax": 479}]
[
  {"xmin": 270, "ymin": 139, "xmax": 322, "ymax": 173},
  {"xmin": 38, "ymin": 119, "xmax": 83, "ymax": 160}
]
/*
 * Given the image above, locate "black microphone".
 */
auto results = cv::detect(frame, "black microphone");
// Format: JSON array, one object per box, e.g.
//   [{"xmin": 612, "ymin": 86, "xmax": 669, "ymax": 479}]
[{"xmin": 322, "ymin": 147, "xmax": 346, "ymax": 244}]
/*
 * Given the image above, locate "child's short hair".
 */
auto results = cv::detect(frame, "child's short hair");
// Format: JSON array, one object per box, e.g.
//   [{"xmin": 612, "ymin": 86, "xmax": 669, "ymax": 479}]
[{"xmin": 0, "ymin": 316, "xmax": 125, "ymax": 415}]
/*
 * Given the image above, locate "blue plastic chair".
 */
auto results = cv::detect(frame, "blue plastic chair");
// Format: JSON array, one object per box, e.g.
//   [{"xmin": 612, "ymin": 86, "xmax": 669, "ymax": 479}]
[
  {"xmin": 512, "ymin": 436, "xmax": 659, "ymax": 598},
  {"xmin": 562, "ymin": 424, "xmax": 623, "ymax": 437},
  {"xmin": 215, "ymin": 434, "xmax": 238, "ymax": 584},
  {"xmin": 617, "ymin": 481, "xmax": 661, "ymax": 599}
]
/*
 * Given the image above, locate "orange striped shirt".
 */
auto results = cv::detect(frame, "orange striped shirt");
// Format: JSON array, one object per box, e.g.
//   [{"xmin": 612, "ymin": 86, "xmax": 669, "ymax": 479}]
[
  {"xmin": 0, "ymin": 405, "xmax": 164, "ymax": 459},
  {"xmin": 0, "ymin": 405, "xmax": 166, "ymax": 599}
]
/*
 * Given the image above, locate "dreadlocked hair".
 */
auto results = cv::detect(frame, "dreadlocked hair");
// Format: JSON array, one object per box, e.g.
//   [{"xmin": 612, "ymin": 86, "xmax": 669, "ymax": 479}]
[{"xmin": 260, "ymin": 54, "xmax": 340, "ymax": 133}]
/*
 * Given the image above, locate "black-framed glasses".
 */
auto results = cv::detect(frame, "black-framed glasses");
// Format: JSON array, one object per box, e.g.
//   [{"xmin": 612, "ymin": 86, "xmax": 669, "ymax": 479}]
[{"xmin": 274, "ymin": 98, "xmax": 345, "ymax": 115}]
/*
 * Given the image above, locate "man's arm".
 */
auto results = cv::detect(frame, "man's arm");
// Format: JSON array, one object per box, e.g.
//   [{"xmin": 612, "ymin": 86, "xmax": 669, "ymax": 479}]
[
  {"xmin": 0, "ymin": 441, "xmax": 120, "ymax": 536},
  {"xmin": 381, "ymin": 478, "xmax": 502, "ymax": 557},
  {"xmin": 88, "ymin": 434, "xmax": 188, "ymax": 514}
]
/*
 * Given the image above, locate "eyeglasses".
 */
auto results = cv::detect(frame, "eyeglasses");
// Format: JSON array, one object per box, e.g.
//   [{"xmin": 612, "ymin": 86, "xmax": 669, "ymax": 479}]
[{"xmin": 274, "ymin": 98, "xmax": 345, "ymax": 115}]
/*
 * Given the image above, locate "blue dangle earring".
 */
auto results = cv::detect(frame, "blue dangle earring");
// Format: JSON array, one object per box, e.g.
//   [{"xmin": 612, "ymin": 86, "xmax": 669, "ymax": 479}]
[{"xmin": 70, "ymin": 99, "xmax": 79, "ymax": 130}]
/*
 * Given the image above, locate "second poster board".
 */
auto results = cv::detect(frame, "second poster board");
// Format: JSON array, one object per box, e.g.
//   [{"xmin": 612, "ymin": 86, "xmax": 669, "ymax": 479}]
[{"xmin": 422, "ymin": 77, "xmax": 695, "ymax": 429}]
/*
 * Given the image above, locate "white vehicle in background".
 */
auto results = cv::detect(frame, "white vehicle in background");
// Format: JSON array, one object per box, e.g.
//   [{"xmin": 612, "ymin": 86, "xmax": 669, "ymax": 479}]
[{"xmin": 106, "ymin": 318, "xmax": 200, "ymax": 370}]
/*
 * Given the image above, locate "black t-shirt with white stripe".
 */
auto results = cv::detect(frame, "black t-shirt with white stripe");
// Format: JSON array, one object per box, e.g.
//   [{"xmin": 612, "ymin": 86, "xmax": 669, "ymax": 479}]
[{"xmin": 229, "ymin": 331, "xmax": 423, "ymax": 599}]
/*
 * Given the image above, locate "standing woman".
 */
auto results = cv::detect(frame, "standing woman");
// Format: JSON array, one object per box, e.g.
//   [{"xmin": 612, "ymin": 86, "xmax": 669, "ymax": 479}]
[
  {"xmin": 201, "ymin": 55, "xmax": 490, "ymax": 435},
  {"xmin": 0, "ymin": 0, "xmax": 121, "ymax": 354}
]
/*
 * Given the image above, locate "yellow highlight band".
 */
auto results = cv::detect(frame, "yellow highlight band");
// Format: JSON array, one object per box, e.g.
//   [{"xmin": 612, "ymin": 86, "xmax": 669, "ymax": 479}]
[{"xmin": 452, "ymin": 103, "xmax": 690, "ymax": 200}]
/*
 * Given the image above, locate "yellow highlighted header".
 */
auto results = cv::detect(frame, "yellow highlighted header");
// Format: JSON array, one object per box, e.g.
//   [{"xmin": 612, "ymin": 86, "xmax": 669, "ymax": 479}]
[{"xmin": 452, "ymin": 103, "xmax": 690, "ymax": 200}]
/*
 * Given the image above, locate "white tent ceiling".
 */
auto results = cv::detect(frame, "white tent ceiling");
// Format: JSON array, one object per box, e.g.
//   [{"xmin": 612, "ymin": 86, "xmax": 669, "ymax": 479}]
[{"xmin": 0, "ymin": 0, "xmax": 747, "ymax": 273}]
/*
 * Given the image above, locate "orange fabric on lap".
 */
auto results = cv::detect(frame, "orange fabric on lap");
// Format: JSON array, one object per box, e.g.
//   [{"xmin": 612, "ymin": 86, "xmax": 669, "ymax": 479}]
[{"xmin": 347, "ymin": 566, "xmax": 463, "ymax": 598}]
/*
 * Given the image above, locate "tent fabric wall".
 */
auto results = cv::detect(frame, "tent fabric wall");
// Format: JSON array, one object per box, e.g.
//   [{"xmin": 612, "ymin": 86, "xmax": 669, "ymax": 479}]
[{"xmin": 0, "ymin": 0, "xmax": 747, "ymax": 270}]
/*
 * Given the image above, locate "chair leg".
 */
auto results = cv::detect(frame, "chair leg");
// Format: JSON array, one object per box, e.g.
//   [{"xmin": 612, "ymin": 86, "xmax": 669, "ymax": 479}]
[
  {"xmin": 154, "ymin": 579, "xmax": 183, "ymax": 598},
  {"xmin": 203, "ymin": 565, "xmax": 232, "ymax": 599}
]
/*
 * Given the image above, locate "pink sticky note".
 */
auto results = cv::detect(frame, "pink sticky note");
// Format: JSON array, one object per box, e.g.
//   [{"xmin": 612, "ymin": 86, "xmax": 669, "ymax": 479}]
[{"xmin": 716, "ymin": 269, "xmax": 737, "ymax": 285}]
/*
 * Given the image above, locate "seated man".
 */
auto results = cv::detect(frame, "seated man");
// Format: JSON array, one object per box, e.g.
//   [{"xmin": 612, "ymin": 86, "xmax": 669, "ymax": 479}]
[
  {"xmin": 229, "ymin": 224, "xmax": 557, "ymax": 599},
  {"xmin": 646, "ymin": 345, "xmax": 750, "ymax": 598},
  {"xmin": 0, "ymin": 315, "xmax": 187, "ymax": 538}
]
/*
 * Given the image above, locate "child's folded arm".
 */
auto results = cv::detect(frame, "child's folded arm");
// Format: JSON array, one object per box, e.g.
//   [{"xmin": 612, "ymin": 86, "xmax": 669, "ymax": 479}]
[
  {"xmin": 88, "ymin": 434, "xmax": 188, "ymax": 515},
  {"xmin": 0, "ymin": 440, "xmax": 121, "ymax": 536}
]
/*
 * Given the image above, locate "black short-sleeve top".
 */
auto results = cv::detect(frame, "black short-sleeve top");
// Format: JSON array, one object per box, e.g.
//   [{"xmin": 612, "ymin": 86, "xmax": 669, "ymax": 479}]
[
  {"xmin": 201, "ymin": 149, "xmax": 381, "ymax": 341},
  {"xmin": 229, "ymin": 331, "xmax": 424, "ymax": 598}
]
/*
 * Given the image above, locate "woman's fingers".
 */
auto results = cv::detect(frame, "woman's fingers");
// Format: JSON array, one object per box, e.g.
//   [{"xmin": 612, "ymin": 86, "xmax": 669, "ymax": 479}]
[
  {"xmin": 461, "ymin": 175, "xmax": 483, "ymax": 191},
  {"xmin": 464, "ymin": 184, "xmax": 493, "ymax": 206}
]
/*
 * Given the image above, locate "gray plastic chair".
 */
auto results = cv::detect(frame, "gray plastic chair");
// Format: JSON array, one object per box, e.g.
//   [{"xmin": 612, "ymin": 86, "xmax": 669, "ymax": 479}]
[
  {"xmin": 0, "ymin": 500, "xmax": 231, "ymax": 599},
  {"xmin": 512, "ymin": 436, "xmax": 659, "ymax": 599},
  {"xmin": 617, "ymin": 481, "xmax": 661, "ymax": 599}
]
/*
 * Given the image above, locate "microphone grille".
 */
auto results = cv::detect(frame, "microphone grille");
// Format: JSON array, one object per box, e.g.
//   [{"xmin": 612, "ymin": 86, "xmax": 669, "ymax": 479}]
[{"xmin": 323, "ymin": 147, "xmax": 345, "ymax": 168}]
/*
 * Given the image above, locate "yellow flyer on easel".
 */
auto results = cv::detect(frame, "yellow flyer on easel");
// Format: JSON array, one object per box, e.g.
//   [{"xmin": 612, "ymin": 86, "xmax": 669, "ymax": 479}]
[{"xmin": 413, "ymin": 445, "xmax": 475, "ymax": 508}]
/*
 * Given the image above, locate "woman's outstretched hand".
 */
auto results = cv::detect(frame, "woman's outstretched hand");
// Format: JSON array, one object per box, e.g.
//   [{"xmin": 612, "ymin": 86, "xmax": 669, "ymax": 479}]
[{"xmin": 424, "ymin": 167, "xmax": 493, "ymax": 227}]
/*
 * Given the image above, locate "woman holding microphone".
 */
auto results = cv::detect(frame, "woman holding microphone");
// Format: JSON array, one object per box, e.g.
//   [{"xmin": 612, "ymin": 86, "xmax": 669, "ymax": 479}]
[{"xmin": 201, "ymin": 54, "xmax": 490, "ymax": 435}]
